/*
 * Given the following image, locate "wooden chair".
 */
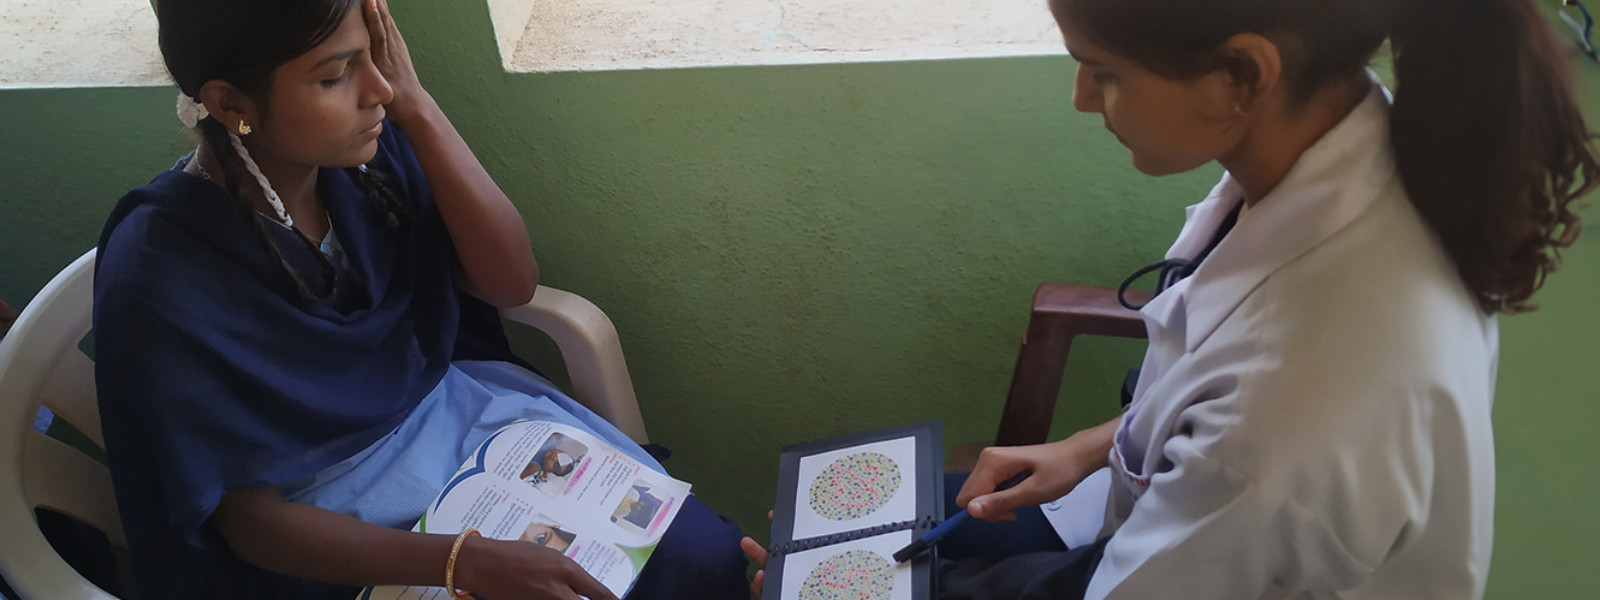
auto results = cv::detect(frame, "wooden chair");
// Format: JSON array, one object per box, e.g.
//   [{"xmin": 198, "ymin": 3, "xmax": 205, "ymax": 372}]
[
  {"xmin": 945, "ymin": 283, "xmax": 1151, "ymax": 471},
  {"xmin": 995, "ymin": 283, "xmax": 1152, "ymax": 447}
]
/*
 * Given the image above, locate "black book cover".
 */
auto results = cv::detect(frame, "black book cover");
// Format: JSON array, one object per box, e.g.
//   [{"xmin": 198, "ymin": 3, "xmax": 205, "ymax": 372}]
[{"xmin": 761, "ymin": 421, "xmax": 943, "ymax": 600}]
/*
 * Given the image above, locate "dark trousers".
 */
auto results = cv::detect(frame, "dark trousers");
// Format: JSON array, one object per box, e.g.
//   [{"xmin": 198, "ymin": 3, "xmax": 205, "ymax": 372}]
[
  {"xmin": 937, "ymin": 473, "xmax": 1109, "ymax": 600},
  {"xmin": 626, "ymin": 495, "xmax": 750, "ymax": 600}
]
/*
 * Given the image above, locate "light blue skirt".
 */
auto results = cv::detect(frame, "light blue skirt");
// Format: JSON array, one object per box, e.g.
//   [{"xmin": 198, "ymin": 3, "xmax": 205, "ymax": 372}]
[{"xmin": 279, "ymin": 360, "xmax": 665, "ymax": 530}]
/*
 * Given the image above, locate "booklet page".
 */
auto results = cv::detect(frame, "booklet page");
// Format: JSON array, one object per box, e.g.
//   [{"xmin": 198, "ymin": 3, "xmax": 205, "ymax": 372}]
[{"xmin": 360, "ymin": 420, "xmax": 690, "ymax": 599}]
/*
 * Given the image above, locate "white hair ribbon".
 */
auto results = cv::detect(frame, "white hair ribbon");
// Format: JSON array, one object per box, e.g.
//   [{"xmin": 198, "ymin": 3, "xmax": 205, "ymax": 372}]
[{"xmin": 176, "ymin": 94, "xmax": 209, "ymax": 129}]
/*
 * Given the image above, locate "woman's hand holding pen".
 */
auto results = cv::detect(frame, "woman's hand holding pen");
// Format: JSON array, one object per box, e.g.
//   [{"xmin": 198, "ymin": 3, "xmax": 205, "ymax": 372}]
[{"xmin": 957, "ymin": 416, "xmax": 1121, "ymax": 522}]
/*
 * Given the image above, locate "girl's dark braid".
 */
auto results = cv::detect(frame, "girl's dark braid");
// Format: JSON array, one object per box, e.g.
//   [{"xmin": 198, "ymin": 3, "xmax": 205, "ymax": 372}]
[
  {"xmin": 199, "ymin": 117, "xmax": 337, "ymax": 303},
  {"xmin": 351, "ymin": 153, "xmax": 412, "ymax": 230}
]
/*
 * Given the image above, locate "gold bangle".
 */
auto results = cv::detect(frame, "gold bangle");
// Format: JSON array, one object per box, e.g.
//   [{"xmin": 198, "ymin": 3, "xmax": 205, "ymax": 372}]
[{"xmin": 445, "ymin": 528, "xmax": 481, "ymax": 599}]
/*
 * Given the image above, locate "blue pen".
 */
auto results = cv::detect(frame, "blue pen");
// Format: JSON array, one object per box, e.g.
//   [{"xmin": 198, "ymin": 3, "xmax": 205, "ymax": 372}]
[{"xmin": 892, "ymin": 469, "xmax": 1033, "ymax": 563}]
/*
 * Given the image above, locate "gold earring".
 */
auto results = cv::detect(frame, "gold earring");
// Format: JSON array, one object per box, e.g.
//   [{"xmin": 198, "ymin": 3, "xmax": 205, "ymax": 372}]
[{"xmin": 238, "ymin": 120, "xmax": 253, "ymax": 136}]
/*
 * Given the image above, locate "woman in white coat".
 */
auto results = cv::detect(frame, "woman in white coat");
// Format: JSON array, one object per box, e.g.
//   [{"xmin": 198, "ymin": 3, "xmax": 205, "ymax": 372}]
[{"xmin": 943, "ymin": 0, "xmax": 1599, "ymax": 598}]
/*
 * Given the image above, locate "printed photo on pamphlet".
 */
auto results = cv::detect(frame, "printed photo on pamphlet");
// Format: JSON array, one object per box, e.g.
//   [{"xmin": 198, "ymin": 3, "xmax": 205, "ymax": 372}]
[
  {"xmin": 520, "ymin": 432, "xmax": 589, "ymax": 496},
  {"xmin": 357, "ymin": 420, "xmax": 692, "ymax": 600}
]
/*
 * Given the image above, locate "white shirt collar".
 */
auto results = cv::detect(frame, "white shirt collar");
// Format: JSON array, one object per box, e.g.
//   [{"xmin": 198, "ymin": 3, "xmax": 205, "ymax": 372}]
[{"xmin": 1142, "ymin": 86, "xmax": 1399, "ymax": 352}]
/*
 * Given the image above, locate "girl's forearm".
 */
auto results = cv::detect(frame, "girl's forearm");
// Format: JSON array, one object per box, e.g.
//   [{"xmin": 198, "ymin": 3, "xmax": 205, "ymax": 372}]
[
  {"xmin": 391, "ymin": 94, "xmax": 539, "ymax": 307},
  {"xmin": 214, "ymin": 489, "xmax": 455, "ymax": 587}
]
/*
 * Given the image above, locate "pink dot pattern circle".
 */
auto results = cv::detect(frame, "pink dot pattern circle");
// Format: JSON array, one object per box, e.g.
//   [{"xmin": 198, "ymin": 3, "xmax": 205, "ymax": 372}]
[
  {"xmin": 799, "ymin": 549, "xmax": 895, "ymax": 600},
  {"xmin": 808, "ymin": 452, "xmax": 901, "ymax": 521}
]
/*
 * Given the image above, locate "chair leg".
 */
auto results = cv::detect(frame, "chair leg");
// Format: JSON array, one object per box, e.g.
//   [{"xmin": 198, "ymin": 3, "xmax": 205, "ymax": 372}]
[{"xmin": 996, "ymin": 313, "xmax": 1078, "ymax": 447}]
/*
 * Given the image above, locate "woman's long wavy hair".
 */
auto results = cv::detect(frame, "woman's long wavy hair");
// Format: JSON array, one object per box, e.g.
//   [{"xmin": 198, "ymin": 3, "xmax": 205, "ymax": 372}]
[
  {"xmin": 1055, "ymin": 0, "xmax": 1598, "ymax": 313},
  {"xmin": 156, "ymin": 0, "xmax": 411, "ymax": 303}
]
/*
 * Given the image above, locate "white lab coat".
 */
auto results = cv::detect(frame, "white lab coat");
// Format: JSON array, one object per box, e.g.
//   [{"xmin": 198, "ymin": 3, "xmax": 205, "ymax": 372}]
[{"xmin": 1086, "ymin": 88, "xmax": 1498, "ymax": 600}]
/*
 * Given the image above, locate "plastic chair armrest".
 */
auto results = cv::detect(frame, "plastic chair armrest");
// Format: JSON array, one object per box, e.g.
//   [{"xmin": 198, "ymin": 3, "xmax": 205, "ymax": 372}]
[
  {"xmin": 23, "ymin": 433, "xmax": 125, "ymax": 546},
  {"xmin": 500, "ymin": 287, "xmax": 650, "ymax": 444},
  {"xmin": 0, "ymin": 433, "xmax": 121, "ymax": 600},
  {"xmin": 995, "ymin": 283, "xmax": 1152, "ymax": 447}
]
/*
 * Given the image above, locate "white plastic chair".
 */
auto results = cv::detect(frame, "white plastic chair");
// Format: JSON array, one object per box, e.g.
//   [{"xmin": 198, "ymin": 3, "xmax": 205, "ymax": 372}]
[{"xmin": 0, "ymin": 249, "xmax": 650, "ymax": 599}]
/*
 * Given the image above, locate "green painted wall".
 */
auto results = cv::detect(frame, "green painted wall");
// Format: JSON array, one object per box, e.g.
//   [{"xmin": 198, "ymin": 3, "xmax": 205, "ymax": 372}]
[
  {"xmin": 0, "ymin": 2, "xmax": 1594, "ymax": 597},
  {"xmin": 1488, "ymin": 66, "xmax": 1600, "ymax": 596}
]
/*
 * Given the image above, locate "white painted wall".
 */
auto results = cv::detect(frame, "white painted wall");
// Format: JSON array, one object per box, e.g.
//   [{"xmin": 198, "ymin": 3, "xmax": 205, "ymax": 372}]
[
  {"xmin": 1, "ymin": 0, "xmax": 168, "ymax": 88},
  {"xmin": 486, "ymin": 0, "xmax": 1067, "ymax": 73}
]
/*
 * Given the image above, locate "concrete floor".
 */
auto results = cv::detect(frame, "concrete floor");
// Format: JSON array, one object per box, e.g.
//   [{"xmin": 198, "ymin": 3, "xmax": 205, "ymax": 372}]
[
  {"xmin": 2, "ymin": 0, "xmax": 1067, "ymax": 85},
  {"xmin": 0, "ymin": 0, "xmax": 167, "ymax": 88},
  {"xmin": 491, "ymin": 0, "xmax": 1068, "ymax": 72}
]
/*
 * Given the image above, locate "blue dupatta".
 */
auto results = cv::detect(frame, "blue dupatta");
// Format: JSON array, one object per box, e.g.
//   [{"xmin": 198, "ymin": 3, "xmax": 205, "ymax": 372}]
[{"xmin": 92, "ymin": 123, "xmax": 508, "ymax": 598}]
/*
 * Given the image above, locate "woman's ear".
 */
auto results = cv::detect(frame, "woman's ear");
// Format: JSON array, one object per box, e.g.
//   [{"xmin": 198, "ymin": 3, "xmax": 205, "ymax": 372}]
[
  {"xmin": 198, "ymin": 80, "xmax": 259, "ymax": 134},
  {"xmin": 1219, "ymin": 32, "xmax": 1283, "ymax": 114}
]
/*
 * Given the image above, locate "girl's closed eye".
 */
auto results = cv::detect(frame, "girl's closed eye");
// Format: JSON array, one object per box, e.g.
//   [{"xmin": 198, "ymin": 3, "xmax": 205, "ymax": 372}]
[
  {"xmin": 320, "ymin": 68, "xmax": 349, "ymax": 87},
  {"xmin": 1092, "ymin": 69, "xmax": 1116, "ymax": 85}
]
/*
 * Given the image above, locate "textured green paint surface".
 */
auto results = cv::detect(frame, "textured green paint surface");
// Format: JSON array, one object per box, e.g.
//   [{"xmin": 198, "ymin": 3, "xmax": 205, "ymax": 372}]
[{"xmin": 0, "ymin": 2, "xmax": 1595, "ymax": 596}]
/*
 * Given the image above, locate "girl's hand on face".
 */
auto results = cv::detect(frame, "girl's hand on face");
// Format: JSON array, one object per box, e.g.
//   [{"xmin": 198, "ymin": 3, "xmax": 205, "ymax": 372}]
[
  {"xmin": 957, "ymin": 440, "xmax": 1100, "ymax": 523},
  {"xmin": 363, "ymin": 0, "xmax": 426, "ymax": 120},
  {"xmin": 455, "ymin": 536, "xmax": 620, "ymax": 600}
]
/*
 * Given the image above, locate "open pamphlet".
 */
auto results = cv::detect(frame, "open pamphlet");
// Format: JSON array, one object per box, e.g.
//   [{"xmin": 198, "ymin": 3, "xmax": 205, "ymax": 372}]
[
  {"xmin": 358, "ymin": 420, "xmax": 691, "ymax": 599},
  {"xmin": 761, "ymin": 421, "xmax": 943, "ymax": 600}
]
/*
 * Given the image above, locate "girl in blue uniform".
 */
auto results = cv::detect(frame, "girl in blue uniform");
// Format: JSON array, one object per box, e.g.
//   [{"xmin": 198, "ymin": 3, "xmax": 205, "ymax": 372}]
[{"xmin": 93, "ymin": 0, "xmax": 748, "ymax": 598}]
